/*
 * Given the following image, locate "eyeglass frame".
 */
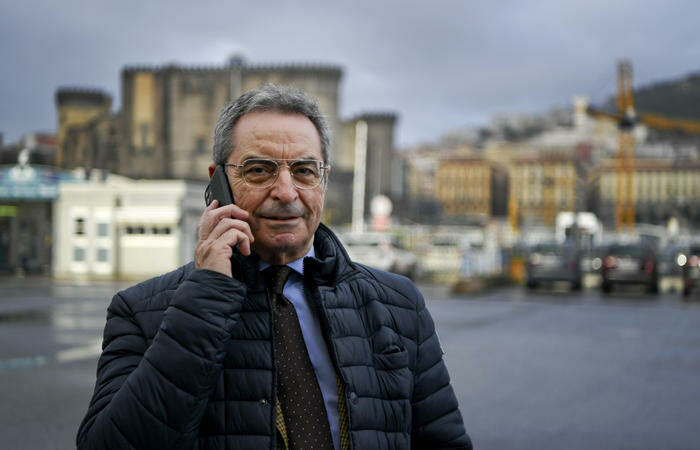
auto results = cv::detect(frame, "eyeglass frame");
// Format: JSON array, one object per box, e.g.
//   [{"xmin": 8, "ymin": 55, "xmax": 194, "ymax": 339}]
[{"xmin": 223, "ymin": 158, "xmax": 331, "ymax": 190}]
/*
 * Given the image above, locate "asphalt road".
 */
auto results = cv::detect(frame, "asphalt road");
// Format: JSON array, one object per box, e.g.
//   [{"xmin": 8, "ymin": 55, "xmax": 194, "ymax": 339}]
[{"xmin": 1, "ymin": 277, "xmax": 699, "ymax": 450}]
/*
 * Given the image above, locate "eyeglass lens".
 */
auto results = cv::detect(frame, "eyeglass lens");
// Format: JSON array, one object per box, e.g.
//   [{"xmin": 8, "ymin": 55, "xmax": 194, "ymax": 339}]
[{"xmin": 240, "ymin": 159, "xmax": 324, "ymax": 188}]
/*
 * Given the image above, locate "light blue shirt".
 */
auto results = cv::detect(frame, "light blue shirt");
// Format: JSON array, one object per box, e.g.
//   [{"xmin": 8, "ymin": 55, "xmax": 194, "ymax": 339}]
[{"xmin": 260, "ymin": 246, "xmax": 341, "ymax": 450}]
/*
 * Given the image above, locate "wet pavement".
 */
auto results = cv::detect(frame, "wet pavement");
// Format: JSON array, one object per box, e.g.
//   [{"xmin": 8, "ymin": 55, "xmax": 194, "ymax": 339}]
[{"xmin": 1, "ymin": 277, "xmax": 699, "ymax": 449}]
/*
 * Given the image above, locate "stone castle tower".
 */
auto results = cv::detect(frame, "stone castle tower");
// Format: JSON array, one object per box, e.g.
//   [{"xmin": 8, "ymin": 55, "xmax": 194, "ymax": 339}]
[
  {"xmin": 55, "ymin": 89, "xmax": 112, "ymax": 169},
  {"xmin": 119, "ymin": 61, "xmax": 342, "ymax": 180},
  {"xmin": 332, "ymin": 113, "xmax": 398, "ymax": 223},
  {"xmin": 55, "ymin": 58, "xmax": 399, "ymax": 225}
]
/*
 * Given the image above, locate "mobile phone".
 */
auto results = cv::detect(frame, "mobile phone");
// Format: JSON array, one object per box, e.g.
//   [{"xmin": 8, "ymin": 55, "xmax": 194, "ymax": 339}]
[{"xmin": 205, "ymin": 165, "xmax": 235, "ymax": 207}]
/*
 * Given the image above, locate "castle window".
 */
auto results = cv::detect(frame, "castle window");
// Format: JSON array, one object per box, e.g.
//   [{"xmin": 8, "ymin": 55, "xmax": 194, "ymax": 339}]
[
  {"xmin": 196, "ymin": 137, "xmax": 207, "ymax": 154},
  {"xmin": 140, "ymin": 123, "xmax": 150, "ymax": 150}
]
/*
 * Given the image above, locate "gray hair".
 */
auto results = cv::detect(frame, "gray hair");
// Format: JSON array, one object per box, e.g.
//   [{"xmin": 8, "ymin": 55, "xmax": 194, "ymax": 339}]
[{"xmin": 213, "ymin": 84, "xmax": 330, "ymax": 165}]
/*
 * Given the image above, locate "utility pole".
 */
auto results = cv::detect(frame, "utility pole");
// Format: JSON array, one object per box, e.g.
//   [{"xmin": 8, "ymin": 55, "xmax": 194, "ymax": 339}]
[{"xmin": 352, "ymin": 120, "xmax": 368, "ymax": 233}]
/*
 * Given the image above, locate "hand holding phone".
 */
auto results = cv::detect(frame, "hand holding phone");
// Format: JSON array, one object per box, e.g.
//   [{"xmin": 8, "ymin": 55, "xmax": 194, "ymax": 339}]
[{"xmin": 196, "ymin": 165, "xmax": 253, "ymax": 277}]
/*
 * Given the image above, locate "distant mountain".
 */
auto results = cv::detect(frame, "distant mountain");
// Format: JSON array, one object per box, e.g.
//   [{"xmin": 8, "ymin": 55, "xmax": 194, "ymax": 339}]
[
  {"xmin": 608, "ymin": 71, "xmax": 700, "ymax": 121},
  {"xmin": 425, "ymin": 70, "xmax": 700, "ymax": 151},
  {"xmin": 636, "ymin": 72, "xmax": 700, "ymax": 120}
]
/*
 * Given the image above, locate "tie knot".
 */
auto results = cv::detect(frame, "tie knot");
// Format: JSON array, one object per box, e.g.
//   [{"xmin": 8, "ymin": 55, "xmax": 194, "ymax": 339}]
[{"xmin": 263, "ymin": 265, "xmax": 293, "ymax": 295}]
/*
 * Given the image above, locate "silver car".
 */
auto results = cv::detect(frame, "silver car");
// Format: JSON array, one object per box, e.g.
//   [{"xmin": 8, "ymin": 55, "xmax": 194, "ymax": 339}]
[{"xmin": 340, "ymin": 232, "xmax": 418, "ymax": 279}]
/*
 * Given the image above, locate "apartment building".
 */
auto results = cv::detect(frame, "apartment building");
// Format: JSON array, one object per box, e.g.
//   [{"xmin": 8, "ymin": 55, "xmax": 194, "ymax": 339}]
[
  {"xmin": 597, "ymin": 159, "xmax": 700, "ymax": 227},
  {"xmin": 435, "ymin": 155, "xmax": 494, "ymax": 220},
  {"xmin": 509, "ymin": 154, "xmax": 577, "ymax": 226}
]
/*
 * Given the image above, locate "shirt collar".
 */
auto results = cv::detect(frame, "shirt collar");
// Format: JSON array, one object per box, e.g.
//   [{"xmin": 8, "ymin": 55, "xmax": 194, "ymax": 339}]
[{"xmin": 258, "ymin": 245, "xmax": 315, "ymax": 276}]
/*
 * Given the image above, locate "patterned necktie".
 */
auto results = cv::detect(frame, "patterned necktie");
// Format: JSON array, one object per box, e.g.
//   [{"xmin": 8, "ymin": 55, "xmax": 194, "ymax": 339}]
[{"xmin": 264, "ymin": 265, "xmax": 334, "ymax": 450}]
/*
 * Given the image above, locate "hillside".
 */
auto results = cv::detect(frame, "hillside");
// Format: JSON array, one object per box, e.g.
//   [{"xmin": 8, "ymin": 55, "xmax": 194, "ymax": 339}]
[
  {"xmin": 635, "ymin": 72, "xmax": 700, "ymax": 120},
  {"xmin": 607, "ymin": 71, "xmax": 700, "ymax": 121}
]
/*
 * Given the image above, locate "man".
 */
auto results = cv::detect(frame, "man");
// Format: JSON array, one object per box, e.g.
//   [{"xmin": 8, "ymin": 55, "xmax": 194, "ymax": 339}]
[{"xmin": 77, "ymin": 85, "xmax": 471, "ymax": 449}]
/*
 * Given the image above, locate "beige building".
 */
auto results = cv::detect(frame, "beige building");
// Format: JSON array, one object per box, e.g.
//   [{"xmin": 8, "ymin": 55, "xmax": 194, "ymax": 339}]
[
  {"xmin": 435, "ymin": 155, "xmax": 493, "ymax": 220},
  {"xmin": 509, "ymin": 154, "xmax": 577, "ymax": 226},
  {"xmin": 597, "ymin": 159, "xmax": 700, "ymax": 227},
  {"xmin": 399, "ymin": 147, "xmax": 507, "ymax": 224}
]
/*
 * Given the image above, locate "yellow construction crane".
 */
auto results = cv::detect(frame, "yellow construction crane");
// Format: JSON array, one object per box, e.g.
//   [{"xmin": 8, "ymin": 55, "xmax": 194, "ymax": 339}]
[
  {"xmin": 508, "ymin": 60, "xmax": 700, "ymax": 234},
  {"xmin": 588, "ymin": 61, "xmax": 700, "ymax": 232},
  {"xmin": 616, "ymin": 60, "xmax": 636, "ymax": 232}
]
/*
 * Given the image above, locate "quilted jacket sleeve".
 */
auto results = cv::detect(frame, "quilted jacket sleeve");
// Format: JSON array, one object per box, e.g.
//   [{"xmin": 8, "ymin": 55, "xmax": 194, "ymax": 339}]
[
  {"xmin": 410, "ymin": 289, "xmax": 472, "ymax": 450},
  {"xmin": 76, "ymin": 269, "xmax": 246, "ymax": 450}
]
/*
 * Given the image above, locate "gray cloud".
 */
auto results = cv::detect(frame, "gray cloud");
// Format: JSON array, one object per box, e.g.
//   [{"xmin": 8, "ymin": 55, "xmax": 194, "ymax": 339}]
[{"xmin": 1, "ymin": 0, "xmax": 699, "ymax": 147}]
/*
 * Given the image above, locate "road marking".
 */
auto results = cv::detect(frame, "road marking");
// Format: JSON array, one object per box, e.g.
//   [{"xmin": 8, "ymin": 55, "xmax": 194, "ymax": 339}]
[
  {"xmin": 0, "ymin": 339, "xmax": 102, "ymax": 372},
  {"xmin": 56, "ymin": 339, "xmax": 102, "ymax": 362},
  {"xmin": 0, "ymin": 355, "xmax": 48, "ymax": 371}
]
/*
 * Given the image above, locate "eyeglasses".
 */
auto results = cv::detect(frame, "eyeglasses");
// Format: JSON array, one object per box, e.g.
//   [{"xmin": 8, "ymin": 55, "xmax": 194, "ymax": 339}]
[{"xmin": 224, "ymin": 159, "xmax": 330, "ymax": 190}]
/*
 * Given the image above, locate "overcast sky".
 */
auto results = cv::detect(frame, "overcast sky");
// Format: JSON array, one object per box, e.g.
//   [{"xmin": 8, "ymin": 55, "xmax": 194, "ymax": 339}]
[{"xmin": 1, "ymin": 0, "xmax": 699, "ymax": 148}]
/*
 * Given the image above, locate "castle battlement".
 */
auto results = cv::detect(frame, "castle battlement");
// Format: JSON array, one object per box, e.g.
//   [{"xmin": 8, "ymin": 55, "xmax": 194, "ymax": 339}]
[
  {"xmin": 243, "ymin": 62, "xmax": 343, "ymax": 76},
  {"xmin": 352, "ymin": 111, "xmax": 399, "ymax": 122},
  {"xmin": 55, "ymin": 88, "xmax": 112, "ymax": 106},
  {"xmin": 122, "ymin": 62, "xmax": 343, "ymax": 78},
  {"xmin": 122, "ymin": 65, "xmax": 159, "ymax": 73},
  {"xmin": 123, "ymin": 64, "xmax": 228, "ymax": 74}
]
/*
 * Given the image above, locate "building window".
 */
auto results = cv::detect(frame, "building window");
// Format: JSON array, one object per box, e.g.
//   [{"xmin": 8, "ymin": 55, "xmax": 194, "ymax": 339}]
[
  {"xmin": 74, "ymin": 218, "xmax": 86, "ymax": 236},
  {"xmin": 73, "ymin": 247, "xmax": 86, "ymax": 262},
  {"xmin": 152, "ymin": 226, "xmax": 172, "ymax": 235},
  {"xmin": 96, "ymin": 248, "xmax": 109, "ymax": 263},
  {"xmin": 126, "ymin": 226, "xmax": 146, "ymax": 235},
  {"xmin": 97, "ymin": 223, "xmax": 109, "ymax": 237},
  {"xmin": 123, "ymin": 225, "xmax": 174, "ymax": 235}
]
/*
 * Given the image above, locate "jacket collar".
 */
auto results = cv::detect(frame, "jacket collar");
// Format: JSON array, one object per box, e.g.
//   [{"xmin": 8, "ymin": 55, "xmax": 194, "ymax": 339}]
[
  {"xmin": 304, "ymin": 223, "xmax": 353, "ymax": 287},
  {"xmin": 230, "ymin": 222, "xmax": 354, "ymax": 289}
]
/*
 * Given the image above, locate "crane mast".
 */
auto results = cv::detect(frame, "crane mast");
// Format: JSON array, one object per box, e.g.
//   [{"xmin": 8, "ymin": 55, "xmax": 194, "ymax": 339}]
[{"xmin": 615, "ymin": 60, "xmax": 636, "ymax": 232}]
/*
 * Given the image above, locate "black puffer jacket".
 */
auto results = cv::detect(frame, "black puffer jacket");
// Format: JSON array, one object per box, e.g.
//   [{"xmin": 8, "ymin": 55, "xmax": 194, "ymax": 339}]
[{"xmin": 77, "ymin": 223, "xmax": 471, "ymax": 449}]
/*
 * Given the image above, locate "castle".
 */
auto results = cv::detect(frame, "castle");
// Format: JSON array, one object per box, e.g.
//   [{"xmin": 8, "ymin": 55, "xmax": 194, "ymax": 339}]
[{"xmin": 56, "ymin": 58, "xmax": 399, "ymax": 224}]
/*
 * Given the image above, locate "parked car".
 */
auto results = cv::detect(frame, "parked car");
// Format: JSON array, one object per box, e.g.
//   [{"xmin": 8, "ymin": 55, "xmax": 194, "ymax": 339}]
[
  {"xmin": 600, "ymin": 242, "xmax": 659, "ymax": 294},
  {"xmin": 681, "ymin": 245, "xmax": 700, "ymax": 297},
  {"xmin": 340, "ymin": 232, "xmax": 418, "ymax": 278},
  {"xmin": 525, "ymin": 241, "xmax": 582, "ymax": 291},
  {"xmin": 419, "ymin": 236, "xmax": 462, "ymax": 281}
]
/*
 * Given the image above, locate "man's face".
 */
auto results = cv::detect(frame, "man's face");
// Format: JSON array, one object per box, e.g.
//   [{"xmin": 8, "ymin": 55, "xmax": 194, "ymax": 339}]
[{"xmin": 226, "ymin": 110, "xmax": 327, "ymax": 264}]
